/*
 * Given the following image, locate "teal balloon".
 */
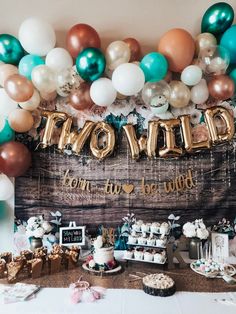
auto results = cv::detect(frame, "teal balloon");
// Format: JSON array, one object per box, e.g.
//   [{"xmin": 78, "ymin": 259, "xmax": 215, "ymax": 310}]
[
  {"xmin": 140, "ymin": 52, "xmax": 168, "ymax": 82},
  {"xmin": 0, "ymin": 119, "xmax": 14, "ymax": 145},
  {"xmin": 0, "ymin": 34, "xmax": 24, "ymax": 65},
  {"xmin": 229, "ymin": 69, "xmax": 236, "ymax": 87},
  {"xmin": 0, "ymin": 201, "xmax": 7, "ymax": 219},
  {"xmin": 19, "ymin": 54, "xmax": 45, "ymax": 80},
  {"xmin": 220, "ymin": 25, "xmax": 236, "ymax": 64},
  {"xmin": 201, "ymin": 2, "xmax": 234, "ymax": 36},
  {"xmin": 76, "ymin": 48, "xmax": 106, "ymax": 82}
]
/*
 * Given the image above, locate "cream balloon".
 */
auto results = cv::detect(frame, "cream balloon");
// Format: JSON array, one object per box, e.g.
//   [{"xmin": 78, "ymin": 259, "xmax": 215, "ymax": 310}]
[
  {"xmin": 56, "ymin": 68, "xmax": 74, "ymax": 97},
  {"xmin": 106, "ymin": 41, "xmax": 131, "ymax": 70},
  {"xmin": 19, "ymin": 17, "xmax": 56, "ymax": 56},
  {"xmin": 169, "ymin": 81, "xmax": 191, "ymax": 108},
  {"xmin": 181, "ymin": 65, "xmax": 202, "ymax": 86},
  {"xmin": 191, "ymin": 79, "xmax": 209, "ymax": 105},
  {"xmin": 0, "ymin": 88, "xmax": 18, "ymax": 117},
  {"xmin": 112, "ymin": 63, "xmax": 145, "ymax": 96},
  {"xmin": 8, "ymin": 108, "xmax": 34, "ymax": 132},
  {"xmin": 0, "ymin": 64, "xmax": 18, "ymax": 86},
  {"xmin": 195, "ymin": 33, "xmax": 217, "ymax": 56},
  {"xmin": 32, "ymin": 65, "xmax": 56, "ymax": 93},
  {"xmin": 0, "ymin": 173, "xmax": 14, "ymax": 200},
  {"xmin": 19, "ymin": 89, "xmax": 41, "ymax": 111},
  {"xmin": 90, "ymin": 78, "xmax": 117, "ymax": 106},
  {"xmin": 46, "ymin": 48, "xmax": 73, "ymax": 73}
]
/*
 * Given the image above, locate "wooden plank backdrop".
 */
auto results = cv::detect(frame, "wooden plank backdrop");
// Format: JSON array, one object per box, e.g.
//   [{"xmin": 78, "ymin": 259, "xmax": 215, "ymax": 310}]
[{"xmin": 15, "ymin": 130, "xmax": 236, "ymax": 232}]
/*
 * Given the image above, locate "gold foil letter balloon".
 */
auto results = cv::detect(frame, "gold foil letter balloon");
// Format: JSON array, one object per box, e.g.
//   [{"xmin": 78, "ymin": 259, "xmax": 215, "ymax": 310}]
[{"xmin": 90, "ymin": 122, "xmax": 115, "ymax": 159}]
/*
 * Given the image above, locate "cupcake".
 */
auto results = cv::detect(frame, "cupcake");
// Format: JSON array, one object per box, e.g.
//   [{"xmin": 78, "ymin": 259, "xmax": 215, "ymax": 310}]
[
  {"xmin": 147, "ymin": 234, "xmax": 156, "ymax": 246},
  {"xmin": 141, "ymin": 223, "xmax": 150, "ymax": 233},
  {"xmin": 144, "ymin": 250, "xmax": 154, "ymax": 262},
  {"xmin": 128, "ymin": 234, "xmax": 137, "ymax": 244},
  {"xmin": 138, "ymin": 233, "xmax": 147, "ymax": 245},
  {"xmin": 132, "ymin": 220, "xmax": 143, "ymax": 232},
  {"xmin": 151, "ymin": 222, "xmax": 160, "ymax": 234},
  {"xmin": 134, "ymin": 248, "xmax": 144, "ymax": 260},
  {"xmin": 124, "ymin": 249, "xmax": 134, "ymax": 259},
  {"xmin": 160, "ymin": 222, "xmax": 170, "ymax": 235},
  {"xmin": 154, "ymin": 251, "xmax": 166, "ymax": 264},
  {"xmin": 156, "ymin": 236, "xmax": 167, "ymax": 247}
]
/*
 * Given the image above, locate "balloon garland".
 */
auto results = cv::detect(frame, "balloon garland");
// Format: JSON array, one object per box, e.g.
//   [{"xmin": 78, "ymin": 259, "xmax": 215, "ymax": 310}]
[{"xmin": 0, "ymin": 2, "xmax": 236, "ymax": 203}]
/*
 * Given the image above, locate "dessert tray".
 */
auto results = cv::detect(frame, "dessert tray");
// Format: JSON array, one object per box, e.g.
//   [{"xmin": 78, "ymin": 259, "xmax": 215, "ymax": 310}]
[
  {"xmin": 190, "ymin": 259, "xmax": 236, "ymax": 278},
  {"xmin": 126, "ymin": 242, "xmax": 166, "ymax": 249},
  {"xmin": 82, "ymin": 262, "xmax": 122, "ymax": 276},
  {"xmin": 125, "ymin": 256, "xmax": 167, "ymax": 265}
]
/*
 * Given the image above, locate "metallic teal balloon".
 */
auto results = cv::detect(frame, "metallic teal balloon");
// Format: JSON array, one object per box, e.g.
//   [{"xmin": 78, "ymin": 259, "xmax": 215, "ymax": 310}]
[
  {"xmin": 0, "ymin": 119, "xmax": 14, "ymax": 145},
  {"xmin": 229, "ymin": 69, "xmax": 236, "ymax": 87},
  {"xmin": 220, "ymin": 25, "xmax": 236, "ymax": 64},
  {"xmin": 140, "ymin": 52, "xmax": 168, "ymax": 82},
  {"xmin": 76, "ymin": 47, "xmax": 106, "ymax": 82},
  {"xmin": 201, "ymin": 2, "xmax": 234, "ymax": 36},
  {"xmin": 0, "ymin": 34, "xmax": 25, "ymax": 65}
]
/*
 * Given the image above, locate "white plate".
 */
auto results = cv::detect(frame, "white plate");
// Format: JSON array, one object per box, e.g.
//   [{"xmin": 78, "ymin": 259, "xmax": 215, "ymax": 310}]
[{"xmin": 190, "ymin": 261, "xmax": 236, "ymax": 278}]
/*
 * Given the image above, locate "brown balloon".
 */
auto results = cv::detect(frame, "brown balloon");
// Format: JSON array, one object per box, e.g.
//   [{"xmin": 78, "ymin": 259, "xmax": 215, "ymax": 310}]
[
  {"xmin": 68, "ymin": 83, "xmax": 94, "ymax": 110},
  {"xmin": 158, "ymin": 28, "xmax": 195, "ymax": 72},
  {"xmin": 4, "ymin": 74, "xmax": 34, "ymax": 102},
  {"xmin": 123, "ymin": 38, "xmax": 142, "ymax": 62},
  {"xmin": 0, "ymin": 141, "xmax": 31, "ymax": 177},
  {"xmin": 208, "ymin": 75, "xmax": 235, "ymax": 101},
  {"xmin": 66, "ymin": 23, "xmax": 101, "ymax": 58}
]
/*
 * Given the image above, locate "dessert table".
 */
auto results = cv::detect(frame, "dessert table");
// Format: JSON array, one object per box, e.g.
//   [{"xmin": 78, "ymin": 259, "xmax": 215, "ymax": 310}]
[{"xmin": 0, "ymin": 287, "xmax": 236, "ymax": 314}]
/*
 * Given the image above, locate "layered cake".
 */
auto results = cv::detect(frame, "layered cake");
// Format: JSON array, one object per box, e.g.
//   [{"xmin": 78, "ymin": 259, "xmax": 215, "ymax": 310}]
[
  {"xmin": 88, "ymin": 235, "xmax": 117, "ymax": 271},
  {"xmin": 143, "ymin": 273, "xmax": 176, "ymax": 297}
]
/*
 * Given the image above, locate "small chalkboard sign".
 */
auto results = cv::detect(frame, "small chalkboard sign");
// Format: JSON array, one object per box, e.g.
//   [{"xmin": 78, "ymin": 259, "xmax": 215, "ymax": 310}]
[{"xmin": 59, "ymin": 222, "xmax": 85, "ymax": 247}]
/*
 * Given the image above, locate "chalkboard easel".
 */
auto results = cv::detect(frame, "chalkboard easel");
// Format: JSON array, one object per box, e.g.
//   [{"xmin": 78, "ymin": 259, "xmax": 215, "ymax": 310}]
[{"xmin": 59, "ymin": 222, "xmax": 85, "ymax": 247}]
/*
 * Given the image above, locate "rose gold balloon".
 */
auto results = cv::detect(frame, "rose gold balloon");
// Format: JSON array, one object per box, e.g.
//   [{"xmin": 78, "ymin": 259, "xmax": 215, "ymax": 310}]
[
  {"xmin": 208, "ymin": 75, "xmax": 235, "ymax": 100},
  {"xmin": 68, "ymin": 82, "xmax": 94, "ymax": 110},
  {"xmin": 8, "ymin": 108, "xmax": 34, "ymax": 132},
  {"xmin": 158, "ymin": 28, "xmax": 195, "ymax": 72},
  {"xmin": 0, "ymin": 64, "xmax": 18, "ymax": 86},
  {"xmin": 0, "ymin": 141, "xmax": 31, "ymax": 177},
  {"xmin": 4, "ymin": 74, "xmax": 34, "ymax": 102},
  {"xmin": 66, "ymin": 23, "xmax": 101, "ymax": 58},
  {"xmin": 123, "ymin": 38, "xmax": 142, "ymax": 62}
]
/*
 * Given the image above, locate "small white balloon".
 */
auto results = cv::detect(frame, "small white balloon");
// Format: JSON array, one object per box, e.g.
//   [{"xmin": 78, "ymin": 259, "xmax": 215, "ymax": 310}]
[
  {"xmin": 0, "ymin": 88, "xmax": 18, "ymax": 117},
  {"xmin": 191, "ymin": 79, "xmax": 209, "ymax": 105},
  {"xmin": 46, "ymin": 48, "xmax": 73, "ymax": 73},
  {"xmin": 112, "ymin": 63, "xmax": 145, "ymax": 96},
  {"xmin": 90, "ymin": 78, "xmax": 117, "ymax": 107},
  {"xmin": 181, "ymin": 65, "xmax": 202, "ymax": 86},
  {"xmin": 0, "ymin": 173, "xmax": 14, "ymax": 200},
  {"xmin": 19, "ymin": 89, "xmax": 41, "ymax": 111},
  {"xmin": 32, "ymin": 65, "xmax": 56, "ymax": 94},
  {"xmin": 19, "ymin": 17, "xmax": 56, "ymax": 56}
]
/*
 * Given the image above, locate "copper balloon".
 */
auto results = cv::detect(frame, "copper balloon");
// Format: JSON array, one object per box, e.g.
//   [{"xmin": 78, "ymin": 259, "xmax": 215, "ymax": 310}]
[
  {"xmin": 66, "ymin": 23, "xmax": 101, "ymax": 58},
  {"xmin": 208, "ymin": 75, "xmax": 235, "ymax": 101},
  {"xmin": 123, "ymin": 38, "xmax": 142, "ymax": 62},
  {"xmin": 8, "ymin": 108, "xmax": 34, "ymax": 133},
  {"xmin": 68, "ymin": 83, "xmax": 94, "ymax": 110},
  {"xmin": 158, "ymin": 28, "xmax": 195, "ymax": 72},
  {"xmin": 0, "ymin": 141, "xmax": 31, "ymax": 177},
  {"xmin": 4, "ymin": 74, "xmax": 34, "ymax": 102}
]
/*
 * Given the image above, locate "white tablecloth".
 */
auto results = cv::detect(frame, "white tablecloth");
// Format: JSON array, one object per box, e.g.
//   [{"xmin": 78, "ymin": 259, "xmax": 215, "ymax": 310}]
[{"xmin": 0, "ymin": 288, "xmax": 236, "ymax": 314}]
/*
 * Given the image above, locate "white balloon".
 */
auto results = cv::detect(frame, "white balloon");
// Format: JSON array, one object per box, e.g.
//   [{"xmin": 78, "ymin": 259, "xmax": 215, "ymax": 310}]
[
  {"xmin": 181, "ymin": 65, "xmax": 202, "ymax": 86},
  {"xmin": 0, "ymin": 88, "xmax": 18, "ymax": 118},
  {"xmin": 46, "ymin": 48, "xmax": 73, "ymax": 73},
  {"xmin": 90, "ymin": 78, "xmax": 117, "ymax": 107},
  {"xmin": 0, "ymin": 173, "xmax": 14, "ymax": 200},
  {"xmin": 19, "ymin": 17, "xmax": 56, "ymax": 56},
  {"xmin": 32, "ymin": 65, "xmax": 56, "ymax": 94},
  {"xmin": 19, "ymin": 89, "xmax": 41, "ymax": 111},
  {"xmin": 112, "ymin": 63, "xmax": 145, "ymax": 96},
  {"xmin": 191, "ymin": 79, "xmax": 209, "ymax": 105}
]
